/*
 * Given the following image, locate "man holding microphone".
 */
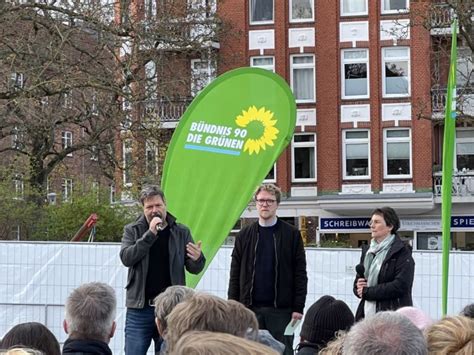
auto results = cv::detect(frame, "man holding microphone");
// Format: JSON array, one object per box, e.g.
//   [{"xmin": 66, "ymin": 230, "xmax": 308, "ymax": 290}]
[{"xmin": 120, "ymin": 185, "xmax": 205, "ymax": 355}]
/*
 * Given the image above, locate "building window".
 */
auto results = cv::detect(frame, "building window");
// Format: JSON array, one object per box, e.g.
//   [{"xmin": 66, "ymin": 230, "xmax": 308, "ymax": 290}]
[
  {"xmin": 11, "ymin": 126, "xmax": 25, "ymax": 150},
  {"xmin": 292, "ymin": 133, "xmax": 316, "ymax": 182},
  {"xmin": 13, "ymin": 174, "xmax": 24, "ymax": 199},
  {"xmin": 342, "ymin": 49, "xmax": 369, "ymax": 99},
  {"xmin": 90, "ymin": 145, "xmax": 98, "ymax": 161},
  {"xmin": 382, "ymin": 47, "xmax": 410, "ymax": 97},
  {"xmin": 456, "ymin": 129, "xmax": 474, "ymax": 171},
  {"xmin": 343, "ymin": 130, "xmax": 370, "ymax": 179},
  {"xmin": 290, "ymin": 54, "xmax": 315, "ymax": 103},
  {"xmin": 62, "ymin": 91, "xmax": 72, "ymax": 109},
  {"xmin": 250, "ymin": 56, "xmax": 275, "ymax": 72},
  {"xmin": 384, "ymin": 129, "xmax": 412, "ymax": 178},
  {"xmin": 250, "ymin": 0, "xmax": 273, "ymax": 24},
  {"xmin": 123, "ymin": 139, "xmax": 133, "ymax": 186},
  {"xmin": 263, "ymin": 163, "xmax": 277, "ymax": 183},
  {"xmin": 144, "ymin": 0, "xmax": 156, "ymax": 20},
  {"xmin": 341, "ymin": 0, "xmax": 367, "ymax": 16},
  {"xmin": 146, "ymin": 141, "xmax": 158, "ymax": 175},
  {"xmin": 382, "ymin": 0, "xmax": 409, "ymax": 14},
  {"xmin": 62, "ymin": 178, "xmax": 73, "ymax": 202},
  {"xmin": 10, "ymin": 72, "xmax": 24, "ymax": 91},
  {"xmin": 290, "ymin": 0, "xmax": 313, "ymax": 22},
  {"xmin": 110, "ymin": 184, "xmax": 116, "ymax": 204},
  {"xmin": 121, "ymin": 86, "xmax": 132, "ymax": 129},
  {"xmin": 62, "ymin": 131, "xmax": 73, "ymax": 157},
  {"xmin": 191, "ymin": 59, "xmax": 216, "ymax": 96}
]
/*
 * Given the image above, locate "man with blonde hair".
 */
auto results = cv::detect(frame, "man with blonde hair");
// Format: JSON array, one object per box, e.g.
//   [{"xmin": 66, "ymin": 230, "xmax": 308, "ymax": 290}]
[
  {"xmin": 229, "ymin": 183, "xmax": 308, "ymax": 355},
  {"xmin": 62, "ymin": 282, "xmax": 116, "ymax": 355}
]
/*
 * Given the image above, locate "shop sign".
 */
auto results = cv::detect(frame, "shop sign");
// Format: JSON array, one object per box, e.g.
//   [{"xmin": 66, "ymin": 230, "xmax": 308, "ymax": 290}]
[{"xmin": 320, "ymin": 217, "xmax": 370, "ymax": 231}]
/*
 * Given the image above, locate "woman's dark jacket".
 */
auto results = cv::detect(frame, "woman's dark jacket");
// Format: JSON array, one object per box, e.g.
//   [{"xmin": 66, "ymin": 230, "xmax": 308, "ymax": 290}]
[
  {"xmin": 353, "ymin": 235, "xmax": 415, "ymax": 321},
  {"xmin": 228, "ymin": 218, "xmax": 308, "ymax": 313}
]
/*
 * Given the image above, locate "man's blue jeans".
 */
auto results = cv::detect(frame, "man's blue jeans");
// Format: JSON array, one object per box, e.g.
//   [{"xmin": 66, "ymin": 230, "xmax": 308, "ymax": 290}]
[{"xmin": 125, "ymin": 305, "xmax": 162, "ymax": 355}]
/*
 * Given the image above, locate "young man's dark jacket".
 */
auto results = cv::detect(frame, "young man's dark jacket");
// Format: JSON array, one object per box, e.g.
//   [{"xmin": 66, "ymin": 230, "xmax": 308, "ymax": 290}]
[
  {"xmin": 228, "ymin": 218, "xmax": 308, "ymax": 313},
  {"xmin": 353, "ymin": 235, "xmax": 414, "ymax": 321},
  {"xmin": 120, "ymin": 212, "xmax": 205, "ymax": 309}
]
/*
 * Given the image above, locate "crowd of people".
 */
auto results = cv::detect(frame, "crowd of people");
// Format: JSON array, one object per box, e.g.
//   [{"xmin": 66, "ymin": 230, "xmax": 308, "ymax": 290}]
[{"xmin": 0, "ymin": 184, "xmax": 473, "ymax": 354}]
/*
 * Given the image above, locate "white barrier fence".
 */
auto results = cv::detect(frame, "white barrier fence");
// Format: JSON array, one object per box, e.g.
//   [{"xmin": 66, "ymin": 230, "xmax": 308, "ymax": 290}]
[{"xmin": 0, "ymin": 242, "xmax": 472, "ymax": 354}]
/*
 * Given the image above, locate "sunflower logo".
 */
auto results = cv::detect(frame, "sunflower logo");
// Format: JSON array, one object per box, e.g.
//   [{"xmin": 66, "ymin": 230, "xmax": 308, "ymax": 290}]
[{"xmin": 235, "ymin": 106, "xmax": 279, "ymax": 155}]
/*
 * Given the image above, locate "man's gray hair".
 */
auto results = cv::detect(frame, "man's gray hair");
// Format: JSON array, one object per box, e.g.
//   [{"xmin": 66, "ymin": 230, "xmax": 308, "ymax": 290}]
[
  {"xmin": 139, "ymin": 185, "xmax": 165, "ymax": 206},
  {"xmin": 65, "ymin": 282, "xmax": 116, "ymax": 342},
  {"xmin": 342, "ymin": 311, "xmax": 428, "ymax": 355},
  {"xmin": 154, "ymin": 286, "xmax": 196, "ymax": 332}
]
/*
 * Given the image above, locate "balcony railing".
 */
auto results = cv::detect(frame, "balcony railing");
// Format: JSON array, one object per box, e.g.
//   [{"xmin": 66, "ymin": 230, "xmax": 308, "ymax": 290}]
[
  {"xmin": 430, "ymin": 3, "xmax": 455, "ymax": 30},
  {"xmin": 141, "ymin": 97, "xmax": 193, "ymax": 123},
  {"xmin": 431, "ymin": 87, "xmax": 474, "ymax": 118},
  {"xmin": 433, "ymin": 171, "xmax": 474, "ymax": 197}
]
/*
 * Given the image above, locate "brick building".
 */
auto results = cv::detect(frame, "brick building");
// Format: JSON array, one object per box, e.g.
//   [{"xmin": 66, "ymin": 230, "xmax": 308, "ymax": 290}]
[{"xmin": 132, "ymin": 1, "xmax": 472, "ymax": 250}]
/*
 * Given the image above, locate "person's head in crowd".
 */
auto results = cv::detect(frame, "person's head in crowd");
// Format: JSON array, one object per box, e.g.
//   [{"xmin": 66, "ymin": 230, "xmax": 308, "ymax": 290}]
[
  {"xmin": 342, "ymin": 311, "xmax": 427, "ymax": 355},
  {"xmin": 396, "ymin": 306, "xmax": 433, "ymax": 331},
  {"xmin": 170, "ymin": 331, "xmax": 278, "ymax": 355},
  {"xmin": 0, "ymin": 348, "xmax": 44, "ymax": 355},
  {"xmin": 165, "ymin": 293, "xmax": 259, "ymax": 353},
  {"xmin": 298, "ymin": 295, "xmax": 354, "ymax": 351},
  {"xmin": 370, "ymin": 207, "xmax": 400, "ymax": 238},
  {"xmin": 63, "ymin": 282, "xmax": 117, "ymax": 343},
  {"xmin": 0, "ymin": 322, "xmax": 60, "ymax": 355},
  {"xmin": 154, "ymin": 285, "xmax": 196, "ymax": 337},
  {"xmin": 461, "ymin": 303, "xmax": 474, "ymax": 319},
  {"xmin": 253, "ymin": 329, "xmax": 285, "ymax": 355},
  {"xmin": 318, "ymin": 331, "xmax": 348, "ymax": 355},
  {"xmin": 425, "ymin": 315, "xmax": 474, "ymax": 355}
]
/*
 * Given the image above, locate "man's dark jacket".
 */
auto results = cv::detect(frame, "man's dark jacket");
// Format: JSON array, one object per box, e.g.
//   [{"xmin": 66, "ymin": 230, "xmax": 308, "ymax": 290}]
[
  {"xmin": 120, "ymin": 212, "xmax": 205, "ymax": 309},
  {"xmin": 228, "ymin": 218, "xmax": 308, "ymax": 313},
  {"xmin": 62, "ymin": 338, "xmax": 112, "ymax": 355},
  {"xmin": 353, "ymin": 235, "xmax": 415, "ymax": 321}
]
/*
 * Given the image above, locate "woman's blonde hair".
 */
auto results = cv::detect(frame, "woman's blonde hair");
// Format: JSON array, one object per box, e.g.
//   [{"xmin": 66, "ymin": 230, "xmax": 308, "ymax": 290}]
[
  {"xmin": 1, "ymin": 348, "xmax": 44, "ymax": 355},
  {"xmin": 170, "ymin": 331, "xmax": 278, "ymax": 355},
  {"xmin": 425, "ymin": 315, "xmax": 474, "ymax": 354},
  {"xmin": 319, "ymin": 331, "xmax": 348, "ymax": 355}
]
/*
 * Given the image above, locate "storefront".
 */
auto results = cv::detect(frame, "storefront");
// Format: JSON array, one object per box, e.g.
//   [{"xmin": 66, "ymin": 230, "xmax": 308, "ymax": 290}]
[{"xmin": 318, "ymin": 215, "xmax": 474, "ymax": 251}]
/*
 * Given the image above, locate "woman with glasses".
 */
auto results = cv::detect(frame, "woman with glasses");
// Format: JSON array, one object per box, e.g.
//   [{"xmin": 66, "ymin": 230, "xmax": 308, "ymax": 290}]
[{"xmin": 353, "ymin": 207, "xmax": 415, "ymax": 321}]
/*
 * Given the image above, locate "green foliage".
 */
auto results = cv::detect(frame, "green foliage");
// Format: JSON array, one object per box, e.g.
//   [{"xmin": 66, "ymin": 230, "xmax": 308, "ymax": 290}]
[
  {"xmin": 38, "ymin": 189, "xmax": 136, "ymax": 242},
  {"xmin": 0, "ymin": 176, "xmax": 136, "ymax": 241}
]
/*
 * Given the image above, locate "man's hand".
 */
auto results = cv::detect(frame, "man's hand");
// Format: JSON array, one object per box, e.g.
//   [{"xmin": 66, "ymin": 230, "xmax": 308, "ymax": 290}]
[
  {"xmin": 291, "ymin": 312, "xmax": 303, "ymax": 326},
  {"xmin": 356, "ymin": 278, "xmax": 367, "ymax": 298},
  {"xmin": 186, "ymin": 240, "xmax": 202, "ymax": 261},
  {"xmin": 149, "ymin": 216, "xmax": 163, "ymax": 235}
]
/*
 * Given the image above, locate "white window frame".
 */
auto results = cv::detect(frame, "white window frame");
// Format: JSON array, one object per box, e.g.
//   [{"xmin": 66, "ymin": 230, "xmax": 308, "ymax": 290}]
[
  {"xmin": 249, "ymin": 0, "xmax": 274, "ymax": 25},
  {"xmin": 290, "ymin": 54, "xmax": 316, "ymax": 103},
  {"xmin": 191, "ymin": 59, "xmax": 216, "ymax": 96},
  {"xmin": 291, "ymin": 133, "xmax": 317, "ymax": 182},
  {"xmin": 13, "ymin": 174, "xmax": 24, "ymax": 200},
  {"xmin": 383, "ymin": 128, "xmax": 412, "ymax": 179},
  {"xmin": 381, "ymin": 0, "xmax": 409, "ymax": 14},
  {"xmin": 382, "ymin": 47, "xmax": 411, "ymax": 98},
  {"xmin": 62, "ymin": 131, "xmax": 73, "ymax": 157},
  {"xmin": 123, "ymin": 139, "xmax": 133, "ymax": 187},
  {"xmin": 343, "ymin": 130, "xmax": 370, "ymax": 180},
  {"xmin": 250, "ymin": 56, "xmax": 275, "ymax": 72},
  {"xmin": 290, "ymin": 0, "xmax": 314, "ymax": 23},
  {"xmin": 341, "ymin": 49, "xmax": 370, "ymax": 99},
  {"xmin": 10, "ymin": 72, "xmax": 24, "ymax": 90},
  {"xmin": 263, "ymin": 163, "xmax": 277, "ymax": 183},
  {"xmin": 340, "ymin": 0, "xmax": 368, "ymax": 17},
  {"xmin": 62, "ymin": 178, "xmax": 73, "ymax": 202},
  {"xmin": 455, "ymin": 128, "xmax": 474, "ymax": 171}
]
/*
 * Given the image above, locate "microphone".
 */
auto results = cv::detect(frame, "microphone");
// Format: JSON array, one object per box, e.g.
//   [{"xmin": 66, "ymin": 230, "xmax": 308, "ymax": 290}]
[
  {"xmin": 355, "ymin": 264, "xmax": 365, "ymax": 279},
  {"xmin": 153, "ymin": 213, "xmax": 164, "ymax": 232}
]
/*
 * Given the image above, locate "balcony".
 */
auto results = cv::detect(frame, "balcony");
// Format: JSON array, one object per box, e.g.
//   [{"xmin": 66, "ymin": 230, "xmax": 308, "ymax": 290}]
[
  {"xmin": 430, "ymin": 3, "xmax": 455, "ymax": 34},
  {"xmin": 141, "ymin": 97, "xmax": 193, "ymax": 128},
  {"xmin": 431, "ymin": 87, "xmax": 474, "ymax": 119},
  {"xmin": 433, "ymin": 171, "xmax": 474, "ymax": 200}
]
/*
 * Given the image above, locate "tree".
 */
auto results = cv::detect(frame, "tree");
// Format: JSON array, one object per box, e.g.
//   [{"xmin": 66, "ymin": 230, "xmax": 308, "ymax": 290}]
[
  {"xmin": 0, "ymin": 0, "xmax": 222, "ymax": 201},
  {"xmin": 412, "ymin": 0, "xmax": 473, "ymax": 122}
]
